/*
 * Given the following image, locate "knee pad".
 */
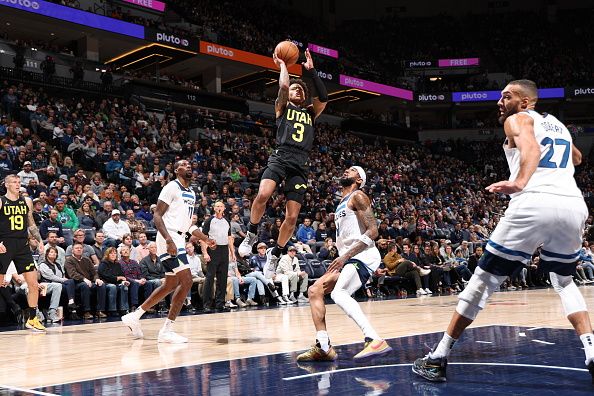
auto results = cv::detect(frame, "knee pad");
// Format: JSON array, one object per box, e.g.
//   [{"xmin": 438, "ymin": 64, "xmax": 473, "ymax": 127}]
[
  {"xmin": 456, "ymin": 267, "xmax": 507, "ymax": 320},
  {"xmin": 550, "ymin": 272, "xmax": 587, "ymax": 316}
]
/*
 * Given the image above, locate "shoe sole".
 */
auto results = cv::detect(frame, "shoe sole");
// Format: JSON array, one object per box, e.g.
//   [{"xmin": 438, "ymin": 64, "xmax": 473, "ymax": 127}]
[
  {"xmin": 122, "ymin": 316, "xmax": 144, "ymax": 339},
  {"xmin": 353, "ymin": 345, "xmax": 393, "ymax": 361},
  {"xmin": 411, "ymin": 365, "xmax": 447, "ymax": 382},
  {"xmin": 25, "ymin": 325, "xmax": 46, "ymax": 332},
  {"xmin": 158, "ymin": 337, "xmax": 188, "ymax": 344}
]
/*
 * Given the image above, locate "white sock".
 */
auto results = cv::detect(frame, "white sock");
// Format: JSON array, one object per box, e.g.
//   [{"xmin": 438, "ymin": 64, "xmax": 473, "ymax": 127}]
[
  {"xmin": 317, "ymin": 330, "xmax": 330, "ymax": 352},
  {"xmin": 68, "ymin": 299, "xmax": 75, "ymax": 305},
  {"xmin": 162, "ymin": 318, "xmax": 174, "ymax": 332},
  {"xmin": 580, "ymin": 333, "xmax": 594, "ymax": 364},
  {"xmin": 133, "ymin": 307, "xmax": 145, "ymax": 319},
  {"xmin": 430, "ymin": 333, "xmax": 456, "ymax": 359}
]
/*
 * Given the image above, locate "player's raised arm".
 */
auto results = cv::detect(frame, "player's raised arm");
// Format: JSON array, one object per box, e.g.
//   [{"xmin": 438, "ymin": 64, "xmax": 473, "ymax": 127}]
[
  {"xmin": 274, "ymin": 52, "xmax": 290, "ymax": 118},
  {"xmin": 302, "ymin": 49, "xmax": 327, "ymax": 119},
  {"xmin": 486, "ymin": 113, "xmax": 540, "ymax": 194}
]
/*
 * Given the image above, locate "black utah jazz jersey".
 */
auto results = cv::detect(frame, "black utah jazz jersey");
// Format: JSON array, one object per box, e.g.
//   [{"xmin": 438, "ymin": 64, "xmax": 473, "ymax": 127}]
[
  {"xmin": 0, "ymin": 195, "xmax": 29, "ymax": 239},
  {"xmin": 275, "ymin": 103, "xmax": 316, "ymax": 152}
]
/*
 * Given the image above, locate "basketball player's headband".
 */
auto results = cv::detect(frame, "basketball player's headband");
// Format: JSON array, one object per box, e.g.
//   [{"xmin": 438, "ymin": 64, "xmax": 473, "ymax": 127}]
[{"xmin": 352, "ymin": 166, "xmax": 366, "ymax": 188}]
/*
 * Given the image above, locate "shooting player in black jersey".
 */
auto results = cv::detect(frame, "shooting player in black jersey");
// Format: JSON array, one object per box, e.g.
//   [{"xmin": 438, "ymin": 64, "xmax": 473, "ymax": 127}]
[
  {"xmin": 239, "ymin": 48, "xmax": 328, "ymax": 265},
  {"xmin": 0, "ymin": 174, "xmax": 45, "ymax": 331}
]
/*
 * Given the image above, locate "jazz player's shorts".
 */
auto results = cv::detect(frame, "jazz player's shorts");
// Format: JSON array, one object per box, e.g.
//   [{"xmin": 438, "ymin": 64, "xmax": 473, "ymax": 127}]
[
  {"xmin": 261, "ymin": 146, "xmax": 309, "ymax": 204},
  {"xmin": 480, "ymin": 192, "xmax": 588, "ymax": 277},
  {"xmin": 0, "ymin": 238, "xmax": 36, "ymax": 275},
  {"xmin": 156, "ymin": 231, "xmax": 190, "ymax": 275}
]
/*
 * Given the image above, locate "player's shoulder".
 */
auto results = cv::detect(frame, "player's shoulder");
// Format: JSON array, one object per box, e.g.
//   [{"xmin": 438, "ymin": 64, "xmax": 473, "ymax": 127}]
[{"xmin": 349, "ymin": 189, "xmax": 371, "ymax": 209}]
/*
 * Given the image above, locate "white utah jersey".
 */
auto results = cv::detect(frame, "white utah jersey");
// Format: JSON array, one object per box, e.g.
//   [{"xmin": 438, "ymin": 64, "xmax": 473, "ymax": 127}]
[
  {"xmin": 505, "ymin": 110, "xmax": 582, "ymax": 198},
  {"xmin": 334, "ymin": 191, "xmax": 381, "ymax": 270},
  {"xmin": 157, "ymin": 179, "xmax": 196, "ymax": 233}
]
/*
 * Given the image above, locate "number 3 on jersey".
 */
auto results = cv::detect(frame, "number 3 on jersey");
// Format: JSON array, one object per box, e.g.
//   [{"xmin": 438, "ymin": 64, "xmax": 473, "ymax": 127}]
[
  {"xmin": 9, "ymin": 215, "xmax": 24, "ymax": 230},
  {"xmin": 292, "ymin": 122, "xmax": 304, "ymax": 142},
  {"xmin": 538, "ymin": 137, "xmax": 570, "ymax": 169}
]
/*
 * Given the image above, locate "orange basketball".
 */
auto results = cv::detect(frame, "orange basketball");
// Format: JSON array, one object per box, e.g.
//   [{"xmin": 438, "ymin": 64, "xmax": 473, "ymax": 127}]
[{"xmin": 275, "ymin": 41, "xmax": 299, "ymax": 66}]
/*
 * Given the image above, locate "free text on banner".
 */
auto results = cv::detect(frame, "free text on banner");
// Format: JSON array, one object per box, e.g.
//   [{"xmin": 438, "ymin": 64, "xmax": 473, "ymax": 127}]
[
  {"xmin": 123, "ymin": 0, "xmax": 165, "ymax": 12},
  {"xmin": 200, "ymin": 41, "xmax": 302, "ymax": 75}
]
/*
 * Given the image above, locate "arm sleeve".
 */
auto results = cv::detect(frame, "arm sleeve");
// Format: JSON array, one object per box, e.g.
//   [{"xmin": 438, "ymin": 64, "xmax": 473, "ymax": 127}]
[{"xmin": 307, "ymin": 68, "xmax": 328, "ymax": 102}]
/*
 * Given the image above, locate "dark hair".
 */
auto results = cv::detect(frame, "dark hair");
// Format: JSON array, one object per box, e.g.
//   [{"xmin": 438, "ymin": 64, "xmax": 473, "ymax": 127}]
[
  {"xmin": 45, "ymin": 246, "xmax": 59, "ymax": 263},
  {"xmin": 508, "ymin": 79, "xmax": 538, "ymax": 100},
  {"xmin": 289, "ymin": 78, "xmax": 309, "ymax": 102}
]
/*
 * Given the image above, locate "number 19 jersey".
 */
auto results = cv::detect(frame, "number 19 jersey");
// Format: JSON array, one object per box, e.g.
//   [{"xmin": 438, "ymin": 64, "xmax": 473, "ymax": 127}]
[
  {"xmin": 505, "ymin": 110, "xmax": 582, "ymax": 198},
  {"xmin": 276, "ymin": 103, "xmax": 315, "ymax": 152},
  {"xmin": 158, "ymin": 179, "xmax": 196, "ymax": 233},
  {"xmin": 0, "ymin": 195, "xmax": 28, "ymax": 239}
]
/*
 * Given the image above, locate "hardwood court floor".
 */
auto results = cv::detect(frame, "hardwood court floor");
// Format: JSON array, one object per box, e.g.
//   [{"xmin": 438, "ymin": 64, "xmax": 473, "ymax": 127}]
[{"xmin": 2, "ymin": 286, "xmax": 593, "ymax": 389}]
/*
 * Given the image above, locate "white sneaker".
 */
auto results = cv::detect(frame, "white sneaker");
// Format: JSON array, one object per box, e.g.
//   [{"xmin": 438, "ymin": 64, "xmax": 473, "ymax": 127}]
[
  {"xmin": 225, "ymin": 300, "xmax": 238, "ymax": 308},
  {"xmin": 158, "ymin": 329, "xmax": 188, "ymax": 344},
  {"xmin": 278, "ymin": 296, "xmax": 288, "ymax": 305},
  {"xmin": 238, "ymin": 231, "xmax": 258, "ymax": 257},
  {"xmin": 297, "ymin": 295, "xmax": 309, "ymax": 303},
  {"xmin": 416, "ymin": 288, "xmax": 427, "ymax": 295},
  {"xmin": 122, "ymin": 313, "xmax": 144, "ymax": 339},
  {"xmin": 283, "ymin": 295, "xmax": 295, "ymax": 304},
  {"xmin": 419, "ymin": 268, "xmax": 431, "ymax": 276},
  {"xmin": 424, "ymin": 288, "xmax": 433, "ymax": 294}
]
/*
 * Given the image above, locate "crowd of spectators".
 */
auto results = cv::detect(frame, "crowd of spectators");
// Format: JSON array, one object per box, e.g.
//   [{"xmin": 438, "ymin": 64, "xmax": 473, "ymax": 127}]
[{"xmin": 0, "ymin": 73, "xmax": 593, "ymax": 326}]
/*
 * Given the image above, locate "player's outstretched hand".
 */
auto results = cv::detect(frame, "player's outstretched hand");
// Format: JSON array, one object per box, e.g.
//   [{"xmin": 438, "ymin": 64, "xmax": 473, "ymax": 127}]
[
  {"xmin": 0, "ymin": 242, "xmax": 6, "ymax": 254},
  {"xmin": 327, "ymin": 256, "xmax": 347, "ymax": 273},
  {"xmin": 272, "ymin": 51, "xmax": 285, "ymax": 68},
  {"xmin": 485, "ymin": 180, "xmax": 523, "ymax": 195},
  {"xmin": 302, "ymin": 48, "xmax": 314, "ymax": 70},
  {"xmin": 166, "ymin": 240, "xmax": 177, "ymax": 256}
]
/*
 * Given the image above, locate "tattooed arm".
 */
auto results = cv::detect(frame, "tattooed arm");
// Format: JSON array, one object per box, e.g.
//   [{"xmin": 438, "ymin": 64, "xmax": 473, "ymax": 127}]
[
  {"xmin": 26, "ymin": 196, "xmax": 44, "ymax": 254},
  {"xmin": 327, "ymin": 191, "xmax": 378, "ymax": 273}
]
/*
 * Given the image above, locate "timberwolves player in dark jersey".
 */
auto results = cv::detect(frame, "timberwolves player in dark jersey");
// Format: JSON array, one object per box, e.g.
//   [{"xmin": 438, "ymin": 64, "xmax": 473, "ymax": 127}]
[
  {"xmin": 239, "ymin": 47, "xmax": 328, "ymax": 261},
  {"xmin": 0, "ymin": 174, "xmax": 45, "ymax": 331}
]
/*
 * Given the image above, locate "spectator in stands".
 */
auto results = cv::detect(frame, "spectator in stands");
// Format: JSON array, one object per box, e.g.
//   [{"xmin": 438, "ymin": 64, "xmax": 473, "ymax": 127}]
[
  {"xmin": 39, "ymin": 246, "xmax": 77, "ymax": 319},
  {"xmin": 276, "ymin": 246, "xmax": 309, "ymax": 303},
  {"xmin": 92, "ymin": 231, "xmax": 105, "ymax": 262},
  {"xmin": 17, "ymin": 161, "xmax": 38, "ymax": 187},
  {"xmin": 139, "ymin": 242, "xmax": 164, "ymax": 314},
  {"xmin": 136, "ymin": 202, "xmax": 153, "ymax": 223},
  {"xmin": 119, "ymin": 242, "xmax": 147, "ymax": 313},
  {"xmin": 455, "ymin": 241, "xmax": 471, "ymax": 260},
  {"xmin": 77, "ymin": 202, "xmax": 98, "ymax": 231},
  {"xmin": 42, "ymin": 231, "xmax": 66, "ymax": 266},
  {"xmin": 383, "ymin": 242, "xmax": 429, "ymax": 295},
  {"xmin": 226, "ymin": 261, "xmax": 250, "ymax": 308},
  {"xmin": 98, "ymin": 247, "xmax": 130, "ymax": 316},
  {"xmin": 133, "ymin": 232, "xmax": 150, "ymax": 262},
  {"xmin": 65, "ymin": 241, "xmax": 107, "ymax": 319},
  {"xmin": 185, "ymin": 241, "xmax": 203, "ymax": 311},
  {"xmin": 55, "ymin": 198, "xmax": 78, "ymax": 233},
  {"xmin": 296, "ymin": 218, "xmax": 316, "ymax": 254},
  {"xmin": 96, "ymin": 201, "xmax": 113, "ymax": 229},
  {"xmin": 317, "ymin": 237, "xmax": 338, "ymax": 261},
  {"xmin": 39, "ymin": 209, "xmax": 64, "ymax": 242},
  {"xmin": 102, "ymin": 209, "xmax": 131, "ymax": 248},
  {"xmin": 246, "ymin": 243, "xmax": 281, "ymax": 304},
  {"xmin": 230, "ymin": 213, "xmax": 246, "ymax": 248},
  {"xmin": 65, "ymin": 229, "xmax": 100, "ymax": 267}
]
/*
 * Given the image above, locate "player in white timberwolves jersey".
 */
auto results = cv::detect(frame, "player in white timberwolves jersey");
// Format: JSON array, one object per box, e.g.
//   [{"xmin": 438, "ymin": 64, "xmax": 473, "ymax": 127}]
[
  {"xmin": 296, "ymin": 167, "xmax": 392, "ymax": 362},
  {"xmin": 414, "ymin": 80, "xmax": 594, "ymax": 384},
  {"xmin": 122, "ymin": 160, "xmax": 215, "ymax": 343}
]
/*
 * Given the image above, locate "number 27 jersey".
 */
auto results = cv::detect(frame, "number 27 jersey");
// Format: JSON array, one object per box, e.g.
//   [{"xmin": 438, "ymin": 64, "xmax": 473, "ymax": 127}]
[
  {"xmin": 158, "ymin": 180, "xmax": 196, "ymax": 233},
  {"xmin": 505, "ymin": 110, "xmax": 582, "ymax": 198},
  {"xmin": 276, "ymin": 103, "xmax": 315, "ymax": 152}
]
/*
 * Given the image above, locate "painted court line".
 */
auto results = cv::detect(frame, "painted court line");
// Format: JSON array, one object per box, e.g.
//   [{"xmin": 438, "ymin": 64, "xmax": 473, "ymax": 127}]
[
  {"xmin": 283, "ymin": 362, "xmax": 588, "ymax": 381},
  {"xmin": 475, "ymin": 341, "xmax": 493, "ymax": 344},
  {"xmin": 526, "ymin": 327, "xmax": 543, "ymax": 331},
  {"xmin": 0, "ymin": 385, "xmax": 59, "ymax": 396},
  {"xmin": 532, "ymin": 339, "xmax": 555, "ymax": 345}
]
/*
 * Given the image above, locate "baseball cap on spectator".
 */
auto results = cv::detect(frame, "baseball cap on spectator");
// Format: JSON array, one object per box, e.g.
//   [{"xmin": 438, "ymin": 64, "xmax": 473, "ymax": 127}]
[
  {"xmin": 288, "ymin": 246, "xmax": 297, "ymax": 252},
  {"xmin": 23, "ymin": 161, "xmax": 31, "ymax": 166},
  {"xmin": 55, "ymin": 198, "xmax": 64, "ymax": 204},
  {"xmin": 59, "ymin": 174, "xmax": 68, "ymax": 180},
  {"xmin": 257, "ymin": 242, "xmax": 267, "ymax": 249},
  {"xmin": 111, "ymin": 209, "xmax": 121, "ymax": 216}
]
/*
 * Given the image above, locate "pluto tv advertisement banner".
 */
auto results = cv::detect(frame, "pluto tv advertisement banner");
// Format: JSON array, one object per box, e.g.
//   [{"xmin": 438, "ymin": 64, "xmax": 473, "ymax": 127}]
[
  {"xmin": 453, "ymin": 88, "xmax": 565, "ymax": 102},
  {"xmin": 0, "ymin": 0, "xmax": 144, "ymax": 38},
  {"xmin": 339, "ymin": 74, "xmax": 413, "ymax": 100}
]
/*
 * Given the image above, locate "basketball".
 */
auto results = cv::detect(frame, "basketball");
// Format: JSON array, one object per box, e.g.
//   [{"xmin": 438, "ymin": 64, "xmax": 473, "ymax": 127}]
[{"xmin": 275, "ymin": 40, "xmax": 299, "ymax": 66}]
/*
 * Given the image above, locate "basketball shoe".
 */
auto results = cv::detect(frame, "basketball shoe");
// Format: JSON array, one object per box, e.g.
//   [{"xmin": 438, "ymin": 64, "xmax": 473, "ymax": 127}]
[
  {"xmin": 296, "ymin": 342, "xmax": 338, "ymax": 362},
  {"xmin": 353, "ymin": 338, "xmax": 393, "ymax": 360},
  {"xmin": 122, "ymin": 312, "xmax": 144, "ymax": 339},
  {"xmin": 238, "ymin": 231, "xmax": 258, "ymax": 257},
  {"xmin": 158, "ymin": 329, "xmax": 188, "ymax": 344},
  {"xmin": 25, "ymin": 316, "xmax": 46, "ymax": 332},
  {"xmin": 412, "ymin": 354, "xmax": 448, "ymax": 382}
]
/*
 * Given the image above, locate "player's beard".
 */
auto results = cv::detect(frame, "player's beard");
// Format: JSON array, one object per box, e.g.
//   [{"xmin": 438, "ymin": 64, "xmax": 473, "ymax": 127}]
[
  {"xmin": 339, "ymin": 177, "xmax": 356, "ymax": 188},
  {"xmin": 498, "ymin": 105, "xmax": 517, "ymax": 125}
]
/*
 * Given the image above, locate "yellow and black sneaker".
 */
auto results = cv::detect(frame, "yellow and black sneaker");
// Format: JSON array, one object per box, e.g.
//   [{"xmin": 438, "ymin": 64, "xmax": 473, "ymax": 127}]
[
  {"xmin": 412, "ymin": 354, "xmax": 447, "ymax": 382},
  {"xmin": 296, "ymin": 342, "xmax": 337, "ymax": 362},
  {"xmin": 353, "ymin": 338, "xmax": 393, "ymax": 361},
  {"xmin": 25, "ymin": 316, "xmax": 46, "ymax": 332}
]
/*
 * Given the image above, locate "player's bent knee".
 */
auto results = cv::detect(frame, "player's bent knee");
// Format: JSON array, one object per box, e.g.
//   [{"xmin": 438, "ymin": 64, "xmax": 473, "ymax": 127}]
[
  {"xmin": 457, "ymin": 267, "xmax": 507, "ymax": 320},
  {"xmin": 550, "ymin": 272, "xmax": 587, "ymax": 316}
]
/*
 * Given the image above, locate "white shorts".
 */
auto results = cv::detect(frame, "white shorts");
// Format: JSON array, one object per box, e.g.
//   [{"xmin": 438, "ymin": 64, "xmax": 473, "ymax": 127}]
[
  {"xmin": 156, "ymin": 232, "xmax": 189, "ymax": 275},
  {"xmin": 486, "ymin": 192, "xmax": 587, "ymax": 265}
]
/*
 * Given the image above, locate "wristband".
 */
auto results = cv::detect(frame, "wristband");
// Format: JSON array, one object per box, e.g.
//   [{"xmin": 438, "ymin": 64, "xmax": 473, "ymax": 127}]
[
  {"xmin": 188, "ymin": 225, "xmax": 199, "ymax": 234},
  {"xmin": 358, "ymin": 234, "xmax": 374, "ymax": 247}
]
